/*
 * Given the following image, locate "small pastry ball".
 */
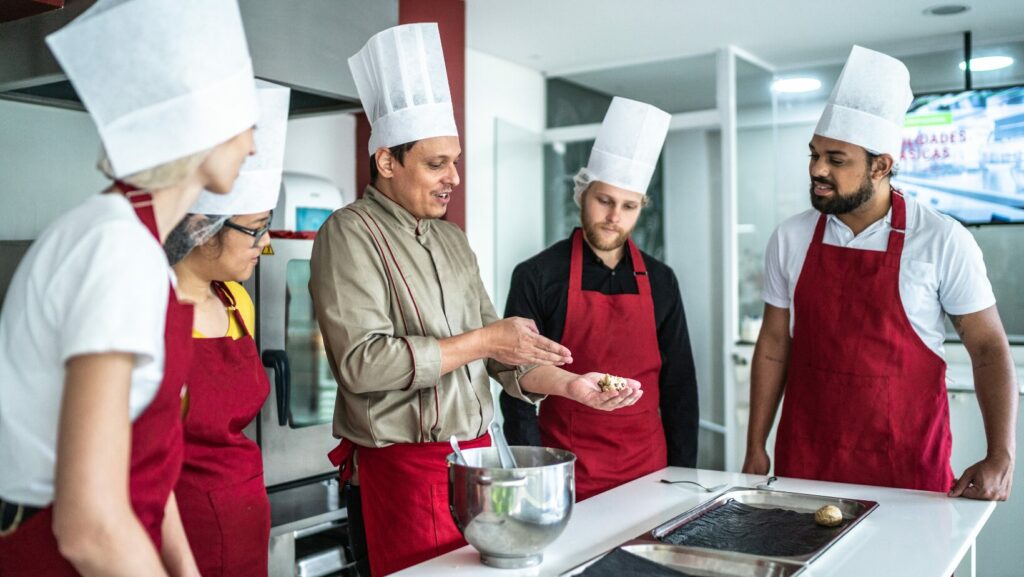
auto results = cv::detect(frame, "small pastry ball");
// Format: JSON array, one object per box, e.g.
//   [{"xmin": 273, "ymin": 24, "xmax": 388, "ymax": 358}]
[
  {"xmin": 814, "ymin": 505, "xmax": 843, "ymax": 527},
  {"xmin": 598, "ymin": 374, "xmax": 628, "ymax": 392}
]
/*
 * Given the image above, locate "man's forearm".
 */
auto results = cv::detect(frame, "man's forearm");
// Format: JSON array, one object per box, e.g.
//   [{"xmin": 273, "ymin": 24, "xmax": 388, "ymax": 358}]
[
  {"xmin": 438, "ymin": 328, "xmax": 488, "ymax": 376},
  {"xmin": 518, "ymin": 365, "xmax": 574, "ymax": 397},
  {"xmin": 971, "ymin": 344, "xmax": 1018, "ymax": 459},
  {"xmin": 746, "ymin": 340, "xmax": 789, "ymax": 452}
]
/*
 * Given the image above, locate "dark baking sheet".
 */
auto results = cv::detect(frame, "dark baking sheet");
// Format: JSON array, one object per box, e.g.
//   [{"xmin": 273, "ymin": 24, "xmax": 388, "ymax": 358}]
[{"xmin": 659, "ymin": 500, "xmax": 845, "ymax": 556}]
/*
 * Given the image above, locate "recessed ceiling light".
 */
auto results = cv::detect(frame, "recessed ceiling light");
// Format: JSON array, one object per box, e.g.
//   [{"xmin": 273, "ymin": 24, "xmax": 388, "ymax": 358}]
[
  {"xmin": 959, "ymin": 56, "xmax": 1015, "ymax": 72},
  {"xmin": 923, "ymin": 4, "xmax": 970, "ymax": 16},
  {"xmin": 771, "ymin": 77, "xmax": 822, "ymax": 94}
]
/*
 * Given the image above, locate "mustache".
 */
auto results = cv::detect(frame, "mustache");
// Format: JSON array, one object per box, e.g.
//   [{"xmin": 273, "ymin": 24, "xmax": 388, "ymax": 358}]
[{"xmin": 811, "ymin": 176, "xmax": 835, "ymax": 187}]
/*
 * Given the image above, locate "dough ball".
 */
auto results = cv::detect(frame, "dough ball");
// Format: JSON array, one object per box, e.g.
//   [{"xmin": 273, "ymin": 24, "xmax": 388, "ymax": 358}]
[
  {"xmin": 598, "ymin": 374, "xmax": 628, "ymax": 392},
  {"xmin": 814, "ymin": 505, "xmax": 843, "ymax": 527}
]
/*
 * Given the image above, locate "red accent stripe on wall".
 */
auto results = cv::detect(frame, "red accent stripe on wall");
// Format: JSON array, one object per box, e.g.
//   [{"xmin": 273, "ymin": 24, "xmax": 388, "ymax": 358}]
[{"xmin": 354, "ymin": 0, "xmax": 466, "ymax": 229}]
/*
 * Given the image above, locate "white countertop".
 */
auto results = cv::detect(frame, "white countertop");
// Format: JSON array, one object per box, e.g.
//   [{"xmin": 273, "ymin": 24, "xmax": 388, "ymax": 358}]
[{"xmin": 395, "ymin": 467, "xmax": 996, "ymax": 577}]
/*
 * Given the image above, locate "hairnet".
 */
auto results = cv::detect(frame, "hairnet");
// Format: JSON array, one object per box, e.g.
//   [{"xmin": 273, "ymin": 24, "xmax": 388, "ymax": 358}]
[
  {"xmin": 572, "ymin": 167, "xmax": 596, "ymax": 207},
  {"xmin": 164, "ymin": 213, "xmax": 230, "ymax": 265}
]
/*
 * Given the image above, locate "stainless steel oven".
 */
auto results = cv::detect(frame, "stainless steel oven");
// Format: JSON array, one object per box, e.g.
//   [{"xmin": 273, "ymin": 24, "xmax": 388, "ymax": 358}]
[
  {"xmin": 244, "ymin": 172, "xmax": 354, "ymax": 576},
  {"xmin": 253, "ymin": 236, "xmax": 338, "ymax": 487}
]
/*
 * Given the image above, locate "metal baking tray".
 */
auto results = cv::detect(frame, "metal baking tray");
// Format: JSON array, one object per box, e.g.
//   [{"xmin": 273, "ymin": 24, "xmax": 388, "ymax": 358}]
[
  {"xmin": 562, "ymin": 486, "xmax": 876, "ymax": 576},
  {"xmin": 649, "ymin": 487, "xmax": 878, "ymax": 564},
  {"xmin": 565, "ymin": 544, "xmax": 806, "ymax": 576}
]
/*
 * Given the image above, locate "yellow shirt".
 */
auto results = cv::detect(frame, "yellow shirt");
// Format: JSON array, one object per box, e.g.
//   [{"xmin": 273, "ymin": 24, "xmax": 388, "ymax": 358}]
[{"xmin": 191, "ymin": 281, "xmax": 255, "ymax": 339}]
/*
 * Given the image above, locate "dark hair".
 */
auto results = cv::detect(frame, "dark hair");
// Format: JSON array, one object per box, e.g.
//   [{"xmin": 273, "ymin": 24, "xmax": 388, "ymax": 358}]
[
  {"xmin": 369, "ymin": 141, "xmax": 417, "ymax": 185},
  {"xmin": 867, "ymin": 151, "xmax": 899, "ymax": 178}
]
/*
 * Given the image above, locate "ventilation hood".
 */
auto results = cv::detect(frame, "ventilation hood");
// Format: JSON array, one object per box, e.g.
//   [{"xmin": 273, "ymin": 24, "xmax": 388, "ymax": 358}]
[{"xmin": 0, "ymin": 0, "xmax": 396, "ymax": 117}]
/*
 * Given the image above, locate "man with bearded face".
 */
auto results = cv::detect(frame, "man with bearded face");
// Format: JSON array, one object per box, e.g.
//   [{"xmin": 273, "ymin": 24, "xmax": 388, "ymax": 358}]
[
  {"xmin": 743, "ymin": 46, "xmax": 1016, "ymax": 501},
  {"xmin": 500, "ymin": 97, "xmax": 700, "ymax": 501}
]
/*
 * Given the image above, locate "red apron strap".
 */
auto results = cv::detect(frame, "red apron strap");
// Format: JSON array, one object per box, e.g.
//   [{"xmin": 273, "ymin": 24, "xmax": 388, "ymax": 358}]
[
  {"xmin": 569, "ymin": 228, "xmax": 585, "ymax": 293},
  {"xmin": 625, "ymin": 237, "xmax": 651, "ymax": 298},
  {"xmin": 885, "ymin": 189, "xmax": 907, "ymax": 267},
  {"xmin": 328, "ymin": 439, "xmax": 357, "ymax": 483},
  {"xmin": 211, "ymin": 281, "xmax": 251, "ymax": 338}
]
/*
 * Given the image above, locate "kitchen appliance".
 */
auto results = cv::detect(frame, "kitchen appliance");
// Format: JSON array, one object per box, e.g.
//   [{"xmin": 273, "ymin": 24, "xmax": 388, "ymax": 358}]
[
  {"xmin": 0, "ymin": 0, "xmax": 397, "ymax": 117},
  {"xmin": 246, "ymin": 172, "xmax": 351, "ymax": 576},
  {"xmin": 447, "ymin": 446, "xmax": 576, "ymax": 569}
]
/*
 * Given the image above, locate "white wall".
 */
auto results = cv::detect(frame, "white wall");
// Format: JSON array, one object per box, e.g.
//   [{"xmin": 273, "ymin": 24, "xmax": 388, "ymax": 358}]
[
  {"xmin": 0, "ymin": 99, "xmax": 355, "ymax": 241},
  {"xmin": 0, "ymin": 100, "xmax": 106, "ymax": 240},
  {"xmin": 282, "ymin": 113, "xmax": 356, "ymax": 203},
  {"xmin": 663, "ymin": 127, "xmax": 725, "ymax": 470},
  {"xmin": 465, "ymin": 48, "xmax": 546, "ymax": 302}
]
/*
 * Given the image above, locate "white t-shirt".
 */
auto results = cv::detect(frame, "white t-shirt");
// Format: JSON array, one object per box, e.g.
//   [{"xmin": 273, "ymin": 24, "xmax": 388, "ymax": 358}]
[
  {"xmin": 762, "ymin": 194, "xmax": 996, "ymax": 358},
  {"xmin": 0, "ymin": 194, "xmax": 171, "ymax": 506}
]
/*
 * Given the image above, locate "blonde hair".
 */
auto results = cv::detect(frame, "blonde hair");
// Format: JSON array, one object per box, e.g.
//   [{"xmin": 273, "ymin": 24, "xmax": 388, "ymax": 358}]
[{"xmin": 97, "ymin": 147, "xmax": 211, "ymax": 190}]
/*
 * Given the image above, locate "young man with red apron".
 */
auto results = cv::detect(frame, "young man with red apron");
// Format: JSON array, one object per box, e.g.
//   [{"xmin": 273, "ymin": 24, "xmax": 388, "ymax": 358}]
[
  {"xmin": 744, "ymin": 46, "xmax": 1016, "ymax": 500},
  {"xmin": 0, "ymin": 190, "xmax": 194, "ymax": 574},
  {"xmin": 502, "ymin": 97, "xmax": 700, "ymax": 501}
]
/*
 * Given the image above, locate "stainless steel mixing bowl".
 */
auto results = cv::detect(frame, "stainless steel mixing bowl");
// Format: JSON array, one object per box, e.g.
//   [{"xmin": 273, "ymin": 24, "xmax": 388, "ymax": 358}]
[{"xmin": 447, "ymin": 446, "xmax": 575, "ymax": 569}]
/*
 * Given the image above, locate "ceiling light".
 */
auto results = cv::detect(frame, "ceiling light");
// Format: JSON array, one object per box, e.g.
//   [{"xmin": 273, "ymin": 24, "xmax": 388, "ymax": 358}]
[
  {"xmin": 959, "ymin": 56, "xmax": 1014, "ymax": 72},
  {"xmin": 923, "ymin": 4, "xmax": 970, "ymax": 16},
  {"xmin": 771, "ymin": 77, "xmax": 822, "ymax": 94}
]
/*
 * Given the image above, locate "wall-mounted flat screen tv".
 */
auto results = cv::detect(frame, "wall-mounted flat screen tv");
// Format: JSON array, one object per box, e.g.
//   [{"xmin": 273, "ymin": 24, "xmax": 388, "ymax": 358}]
[{"xmin": 895, "ymin": 86, "xmax": 1024, "ymax": 224}]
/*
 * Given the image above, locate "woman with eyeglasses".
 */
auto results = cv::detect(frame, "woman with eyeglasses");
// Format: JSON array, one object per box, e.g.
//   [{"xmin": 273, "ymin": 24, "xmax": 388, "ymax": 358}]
[{"xmin": 165, "ymin": 82, "xmax": 289, "ymax": 577}]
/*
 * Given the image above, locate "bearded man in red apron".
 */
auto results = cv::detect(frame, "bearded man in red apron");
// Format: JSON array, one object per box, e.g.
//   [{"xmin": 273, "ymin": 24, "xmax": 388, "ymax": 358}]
[
  {"xmin": 310, "ymin": 24, "xmax": 642, "ymax": 577},
  {"xmin": 500, "ymin": 97, "xmax": 700, "ymax": 501},
  {"xmin": 742, "ymin": 46, "xmax": 1017, "ymax": 500}
]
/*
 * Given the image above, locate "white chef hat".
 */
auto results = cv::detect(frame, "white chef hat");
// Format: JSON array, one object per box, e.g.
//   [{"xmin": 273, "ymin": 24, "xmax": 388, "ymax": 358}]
[
  {"xmin": 349, "ymin": 23, "xmax": 458, "ymax": 156},
  {"xmin": 578, "ymin": 97, "xmax": 671, "ymax": 205},
  {"xmin": 814, "ymin": 45, "xmax": 913, "ymax": 159},
  {"xmin": 46, "ymin": 0, "xmax": 258, "ymax": 178},
  {"xmin": 190, "ymin": 81, "xmax": 291, "ymax": 215}
]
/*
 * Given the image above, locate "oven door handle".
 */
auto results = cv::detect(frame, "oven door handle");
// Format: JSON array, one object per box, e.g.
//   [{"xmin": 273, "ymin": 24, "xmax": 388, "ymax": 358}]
[{"xmin": 262, "ymin": 349, "xmax": 290, "ymax": 427}]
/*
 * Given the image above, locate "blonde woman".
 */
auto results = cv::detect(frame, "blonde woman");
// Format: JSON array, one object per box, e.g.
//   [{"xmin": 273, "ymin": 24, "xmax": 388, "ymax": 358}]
[{"xmin": 0, "ymin": 1, "xmax": 259, "ymax": 575}]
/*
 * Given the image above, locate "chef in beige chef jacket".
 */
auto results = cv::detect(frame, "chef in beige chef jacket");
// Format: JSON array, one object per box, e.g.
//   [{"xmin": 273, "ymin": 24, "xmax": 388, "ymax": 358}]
[
  {"xmin": 310, "ymin": 23, "xmax": 642, "ymax": 577},
  {"xmin": 743, "ymin": 46, "xmax": 1017, "ymax": 500},
  {"xmin": 0, "ymin": 0, "xmax": 259, "ymax": 575}
]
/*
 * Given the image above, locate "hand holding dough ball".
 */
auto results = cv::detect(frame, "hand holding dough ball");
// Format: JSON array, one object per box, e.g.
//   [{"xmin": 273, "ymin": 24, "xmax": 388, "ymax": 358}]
[
  {"xmin": 814, "ymin": 505, "xmax": 843, "ymax": 527},
  {"xmin": 598, "ymin": 374, "xmax": 629, "ymax": 392}
]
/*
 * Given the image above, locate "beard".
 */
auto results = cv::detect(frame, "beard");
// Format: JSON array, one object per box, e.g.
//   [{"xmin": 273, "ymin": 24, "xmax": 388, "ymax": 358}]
[
  {"xmin": 582, "ymin": 218, "xmax": 631, "ymax": 252},
  {"xmin": 809, "ymin": 174, "xmax": 875, "ymax": 215}
]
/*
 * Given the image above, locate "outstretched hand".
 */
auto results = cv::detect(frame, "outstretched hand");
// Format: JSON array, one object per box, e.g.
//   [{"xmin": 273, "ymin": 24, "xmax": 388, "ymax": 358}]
[
  {"xmin": 565, "ymin": 371, "xmax": 643, "ymax": 411},
  {"xmin": 485, "ymin": 317, "xmax": 573, "ymax": 367}
]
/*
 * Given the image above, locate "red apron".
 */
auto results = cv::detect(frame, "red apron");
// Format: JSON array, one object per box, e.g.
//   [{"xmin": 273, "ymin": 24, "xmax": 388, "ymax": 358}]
[
  {"xmin": 538, "ymin": 229, "xmax": 666, "ymax": 501},
  {"xmin": 176, "ymin": 281, "xmax": 271, "ymax": 577},
  {"xmin": 328, "ymin": 433, "xmax": 491, "ymax": 577},
  {"xmin": 775, "ymin": 191, "xmax": 954, "ymax": 492},
  {"xmin": 0, "ymin": 188, "xmax": 193, "ymax": 574}
]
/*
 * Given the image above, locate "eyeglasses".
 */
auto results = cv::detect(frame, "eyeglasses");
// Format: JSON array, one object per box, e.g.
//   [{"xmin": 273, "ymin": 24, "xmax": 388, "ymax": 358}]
[{"xmin": 223, "ymin": 214, "xmax": 272, "ymax": 248}]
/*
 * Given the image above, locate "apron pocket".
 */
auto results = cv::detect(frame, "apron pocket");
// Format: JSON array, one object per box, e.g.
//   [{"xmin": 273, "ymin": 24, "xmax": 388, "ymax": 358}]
[{"xmin": 208, "ymin": 474, "xmax": 271, "ymax": 574}]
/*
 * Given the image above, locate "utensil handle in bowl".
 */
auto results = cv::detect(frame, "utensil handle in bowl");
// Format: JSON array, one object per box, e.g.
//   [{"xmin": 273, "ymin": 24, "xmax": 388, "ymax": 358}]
[{"xmin": 478, "ymin": 475, "xmax": 528, "ymax": 487}]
